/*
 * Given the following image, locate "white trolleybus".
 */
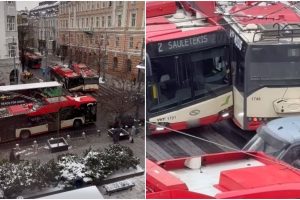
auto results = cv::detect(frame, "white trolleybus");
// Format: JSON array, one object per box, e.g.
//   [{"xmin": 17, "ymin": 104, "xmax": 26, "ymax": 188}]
[{"xmin": 217, "ymin": 2, "xmax": 300, "ymax": 130}]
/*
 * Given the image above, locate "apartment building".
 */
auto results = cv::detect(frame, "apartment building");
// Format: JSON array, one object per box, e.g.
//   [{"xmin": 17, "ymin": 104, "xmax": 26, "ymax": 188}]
[
  {"xmin": 0, "ymin": 1, "xmax": 19, "ymax": 85},
  {"xmin": 58, "ymin": 1, "xmax": 144, "ymax": 78}
]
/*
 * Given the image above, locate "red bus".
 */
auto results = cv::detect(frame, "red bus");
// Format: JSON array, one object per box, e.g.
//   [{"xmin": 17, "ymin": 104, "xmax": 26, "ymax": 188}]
[
  {"xmin": 50, "ymin": 65, "xmax": 84, "ymax": 92},
  {"xmin": 71, "ymin": 63, "xmax": 99, "ymax": 91},
  {"xmin": 146, "ymin": 1, "xmax": 232, "ymax": 134},
  {"xmin": 25, "ymin": 52, "xmax": 42, "ymax": 69},
  {"xmin": 0, "ymin": 95, "xmax": 97, "ymax": 142},
  {"xmin": 0, "ymin": 81, "xmax": 62, "ymax": 107}
]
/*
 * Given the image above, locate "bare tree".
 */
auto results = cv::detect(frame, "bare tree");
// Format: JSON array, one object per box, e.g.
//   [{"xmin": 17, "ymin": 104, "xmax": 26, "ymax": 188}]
[
  {"xmin": 98, "ymin": 73, "xmax": 142, "ymax": 124},
  {"xmin": 18, "ymin": 21, "xmax": 34, "ymax": 72}
]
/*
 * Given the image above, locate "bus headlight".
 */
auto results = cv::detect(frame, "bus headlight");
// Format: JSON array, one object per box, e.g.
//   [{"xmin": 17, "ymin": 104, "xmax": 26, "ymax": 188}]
[
  {"xmin": 156, "ymin": 127, "xmax": 165, "ymax": 131},
  {"xmin": 221, "ymin": 112, "xmax": 229, "ymax": 118}
]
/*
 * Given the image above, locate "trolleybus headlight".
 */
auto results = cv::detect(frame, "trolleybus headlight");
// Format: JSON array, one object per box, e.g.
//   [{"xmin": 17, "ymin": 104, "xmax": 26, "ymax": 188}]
[
  {"xmin": 221, "ymin": 112, "xmax": 230, "ymax": 118},
  {"xmin": 156, "ymin": 127, "xmax": 165, "ymax": 131},
  {"xmin": 253, "ymin": 117, "xmax": 258, "ymax": 122}
]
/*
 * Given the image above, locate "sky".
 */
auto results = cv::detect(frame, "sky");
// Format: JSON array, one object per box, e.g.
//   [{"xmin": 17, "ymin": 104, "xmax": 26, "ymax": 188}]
[{"xmin": 16, "ymin": 1, "xmax": 39, "ymax": 11}]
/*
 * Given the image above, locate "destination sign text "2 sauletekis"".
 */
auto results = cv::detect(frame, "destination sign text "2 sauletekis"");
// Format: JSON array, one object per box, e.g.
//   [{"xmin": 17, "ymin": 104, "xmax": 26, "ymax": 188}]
[{"xmin": 157, "ymin": 34, "xmax": 216, "ymax": 54}]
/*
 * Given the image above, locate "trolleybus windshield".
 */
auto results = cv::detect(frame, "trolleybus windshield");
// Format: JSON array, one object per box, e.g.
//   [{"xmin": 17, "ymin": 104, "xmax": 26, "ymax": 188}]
[{"xmin": 148, "ymin": 46, "xmax": 230, "ymax": 113}]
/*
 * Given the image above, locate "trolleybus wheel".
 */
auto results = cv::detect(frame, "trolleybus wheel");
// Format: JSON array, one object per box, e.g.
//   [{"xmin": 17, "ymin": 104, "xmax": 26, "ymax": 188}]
[
  {"xmin": 73, "ymin": 119, "xmax": 82, "ymax": 128},
  {"xmin": 20, "ymin": 130, "xmax": 31, "ymax": 139}
]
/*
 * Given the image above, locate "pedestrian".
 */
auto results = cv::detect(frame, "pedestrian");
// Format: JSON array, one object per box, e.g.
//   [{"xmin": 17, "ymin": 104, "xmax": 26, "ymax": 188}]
[
  {"xmin": 129, "ymin": 127, "xmax": 134, "ymax": 143},
  {"xmin": 132, "ymin": 125, "xmax": 138, "ymax": 135},
  {"xmin": 42, "ymin": 67, "xmax": 46, "ymax": 77}
]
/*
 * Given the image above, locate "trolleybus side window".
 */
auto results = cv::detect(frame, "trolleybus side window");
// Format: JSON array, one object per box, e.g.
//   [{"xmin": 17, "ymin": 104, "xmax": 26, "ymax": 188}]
[{"xmin": 232, "ymin": 47, "xmax": 245, "ymax": 93}]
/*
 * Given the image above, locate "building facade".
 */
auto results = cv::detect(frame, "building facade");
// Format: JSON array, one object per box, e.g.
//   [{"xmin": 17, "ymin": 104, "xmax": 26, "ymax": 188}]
[
  {"xmin": 0, "ymin": 1, "xmax": 19, "ymax": 85},
  {"xmin": 58, "ymin": 1, "xmax": 144, "ymax": 78},
  {"xmin": 29, "ymin": 1, "xmax": 59, "ymax": 54}
]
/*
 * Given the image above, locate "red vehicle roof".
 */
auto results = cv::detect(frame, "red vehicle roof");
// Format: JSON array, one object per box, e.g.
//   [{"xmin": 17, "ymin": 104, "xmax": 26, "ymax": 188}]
[
  {"xmin": 71, "ymin": 63, "xmax": 98, "ymax": 78},
  {"xmin": 147, "ymin": 152, "xmax": 300, "ymax": 199},
  {"xmin": 28, "ymin": 95, "xmax": 96, "ymax": 116},
  {"xmin": 229, "ymin": 2, "xmax": 300, "ymax": 25},
  {"xmin": 51, "ymin": 65, "xmax": 80, "ymax": 78},
  {"xmin": 7, "ymin": 104, "xmax": 33, "ymax": 116},
  {"xmin": 146, "ymin": 1, "xmax": 223, "ymax": 44},
  {"xmin": 25, "ymin": 52, "xmax": 41, "ymax": 60},
  {"xmin": 146, "ymin": 1, "xmax": 177, "ymax": 18}
]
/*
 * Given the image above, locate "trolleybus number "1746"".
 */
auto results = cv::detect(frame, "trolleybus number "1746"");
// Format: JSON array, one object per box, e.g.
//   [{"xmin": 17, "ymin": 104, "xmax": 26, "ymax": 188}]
[{"xmin": 157, "ymin": 34, "xmax": 216, "ymax": 54}]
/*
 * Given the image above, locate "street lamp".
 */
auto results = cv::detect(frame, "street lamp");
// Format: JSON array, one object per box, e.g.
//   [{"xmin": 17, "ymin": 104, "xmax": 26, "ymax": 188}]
[
  {"xmin": 40, "ymin": 11, "xmax": 48, "ymax": 75},
  {"xmin": 12, "ymin": 37, "xmax": 18, "ymax": 84}
]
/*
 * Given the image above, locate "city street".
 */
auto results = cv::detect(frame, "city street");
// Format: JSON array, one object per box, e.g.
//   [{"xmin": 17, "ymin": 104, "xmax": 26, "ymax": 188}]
[
  {"xmin": 147, "ymin": 119, "xmax": 255, "ymax": 162},
  {"xmin": 0, "ymin": 54, "xmax": 145, "ymax": 199}
]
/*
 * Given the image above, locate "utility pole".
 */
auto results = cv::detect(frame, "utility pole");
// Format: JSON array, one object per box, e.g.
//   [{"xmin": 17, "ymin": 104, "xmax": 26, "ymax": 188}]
[
  {"xmin": 13, "ymin": 36, "xmax": 17, "ymax": 84},
  {"xmin": 68, "ymin": 30, "xmax": 71, "ymax": 67},
  {"xmin": 103, "ymin": 31, "xmax": 107, "ymax": 81},
  {"xmin": 42, "ymin": 13, "xmax": 48, "ymax": 79},
  {"xmin": 135, "ymin": 39, "xmax": 145, "ymax": 122}
]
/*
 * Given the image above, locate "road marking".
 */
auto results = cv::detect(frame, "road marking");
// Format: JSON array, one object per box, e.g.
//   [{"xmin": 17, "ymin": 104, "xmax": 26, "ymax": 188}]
[{"xmin": 146, "ymin": 139, "xmax": 173, "ymax": 161}]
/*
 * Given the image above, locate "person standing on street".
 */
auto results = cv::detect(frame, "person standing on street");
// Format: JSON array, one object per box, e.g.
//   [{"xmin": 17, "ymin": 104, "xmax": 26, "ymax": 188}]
[{"xmin": 129, "ymin": 126, "xmax": 135, "ymax": 143}]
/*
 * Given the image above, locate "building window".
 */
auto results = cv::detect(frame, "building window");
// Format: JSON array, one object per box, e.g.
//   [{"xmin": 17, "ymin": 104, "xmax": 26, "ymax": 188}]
[
  {"xmin": 109, "ymin": 1, "xmax": 112, "ymax": 7},
  {"xmin": 131, "ymin": 13, "xmax": 136, "ymax": 27},
  {"xmin": 81, "ymin": 18, "xmax": 84, "ymax": 28},
  {"xmin": 102, "ymin": 2, "xmax": 106, "ymax": 8},
  {"xmin": 127, "ymin": 59, "xmax": 132, "ymax": 72},
  {"xmin": 108, "ymin": 16, "xmax": 111, "ymax": 27},
  {"xmin": 115, "ymin": 36, "xmax": 119, "ymax": 47},
  {"xmin": 91, "ymin": 17, "xmax": 93, "ymax": 27},
  {"xmin": 7, "ymin": 1, "xmax": 15, "ymax": 6},
  {"xmin": 7, "ymin": 16, "xmax": 15, "ymax": 31},
  {"xmin": 117, "ymin": 15, "xmax": 122, "ymax": 27},
  {"xmin": 113, "ymin": 57, "xmax": 118, "ymax": 68},
  {"xmin": 131, "ymin": 1, "xmax": 136, "ymax": 5},
  {"xmin": 86, "ymin": 18, "xmax": 89, "ymax": 27},
  {"xmin": 118, "ymin": 2, "xmax": 123, "ymax": 6},
  {"xmin": 96, "ymin": 17, "xmax": 99, "ymax": 28},
  {"xmin": 102, "ymin": 16, "xmax": 105, "ymax": 27},
  {"xmin": 8, "ymin": 43, "xmax": 16, "ymax": 57},
  {"xmin": 129, "ymin": 37, "xmax": 133, "ymax": 48}
]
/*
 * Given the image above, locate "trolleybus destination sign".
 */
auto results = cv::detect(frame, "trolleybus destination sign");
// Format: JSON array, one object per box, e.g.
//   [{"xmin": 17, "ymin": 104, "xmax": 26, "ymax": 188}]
[{"xmin": 156, "ymin": 33, "xmax": 217, "ymax": 55}]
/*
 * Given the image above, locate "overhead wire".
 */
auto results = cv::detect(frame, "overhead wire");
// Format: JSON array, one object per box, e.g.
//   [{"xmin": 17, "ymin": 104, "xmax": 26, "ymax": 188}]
[{"xmin": 146, "ymin": 121, "xmax": 300, "ymax": 173}]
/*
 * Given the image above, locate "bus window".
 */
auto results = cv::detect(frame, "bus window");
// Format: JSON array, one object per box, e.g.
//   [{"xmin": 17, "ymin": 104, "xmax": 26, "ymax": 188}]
[
  {"xmin": 191, "ymin": 47, "xmax": 230, "ymax": 98},
  {"xmin": 233, "ymin": 47, "xmax": 245, "ymax": 93}
]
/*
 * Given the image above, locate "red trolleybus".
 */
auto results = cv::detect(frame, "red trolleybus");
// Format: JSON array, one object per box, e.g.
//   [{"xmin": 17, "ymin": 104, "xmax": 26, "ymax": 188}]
[
  {"xmin": 0, "ymin": 95, "xmax": 97, "ymax": 142},
  {"xmin": 71, "ymin": 63, "xmax": 99, "ymax": 91},
  {"xmin": 146, "ymin": 1, "xmax": 232, "ymax": 134},
  {"xmin": 50, "ymin": 65, "xmax": 84, "ymax": 92},
  {"xmin": 217, "ymin": 2, "xmax": 300, "ymax": 130}
]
